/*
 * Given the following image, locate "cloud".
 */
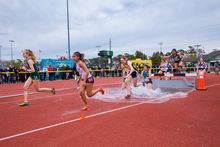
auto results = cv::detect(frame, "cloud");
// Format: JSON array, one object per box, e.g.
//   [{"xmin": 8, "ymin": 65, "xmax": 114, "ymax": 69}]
[{"xmin": 0, "ymin": 0, "xmax": 220, "ymax": 60}]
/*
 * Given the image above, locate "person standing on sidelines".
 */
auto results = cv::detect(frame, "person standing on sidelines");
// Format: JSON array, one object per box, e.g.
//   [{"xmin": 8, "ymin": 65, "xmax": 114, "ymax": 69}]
[
  {"xmin": 214, "ymin": 61, "xmax": 219, "ymax": 75},
  {"xmin": 20, "ymin": 49, "xmax": 55, "ymax": 106}
]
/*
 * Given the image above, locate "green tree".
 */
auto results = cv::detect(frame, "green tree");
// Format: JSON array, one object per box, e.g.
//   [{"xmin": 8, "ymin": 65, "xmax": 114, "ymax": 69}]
[
  {"xmin": 178, "ymin": 49, "xmax": 187, "ymax": 54},
  {"xmin": 135, "ymin": 50, "xmax": 148, "ymax": 60},
  {"xmin": 124, "ymin": 53, "xmax": 136, "ymax": 60},
  {"xmin": 89, "ymin": 58, "xmax": 99, "ymax": 67},
  {"xmin": 13, "ymin": 60, "xmax": 22, "ymax": 68},
  {"xmin": 165, "ymin": 52, "xmax": 171, "ymax": 56},
  {"xmin": 184, "ymin": 53, "xmax": 197, "ymax": 63},
  {"xmin": 184, "ymin": 46, "xmax": 198, "ymax": 62},
  {"xmin": 112, "ymin": 54, "xmax": 122, "ymax": 65},
  {"xmin": 150, "ymin": 52, "xmax": 162, "ymax": 66},
  {"xmin": 187, "ymin": 46, "xmax": 196, "ymax": 54}
]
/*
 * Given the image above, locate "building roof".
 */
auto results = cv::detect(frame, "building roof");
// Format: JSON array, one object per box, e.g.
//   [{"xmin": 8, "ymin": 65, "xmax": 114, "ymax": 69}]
[{"xmin": 204, "ymin": 50, "xmax": 220, "ymax": 62}]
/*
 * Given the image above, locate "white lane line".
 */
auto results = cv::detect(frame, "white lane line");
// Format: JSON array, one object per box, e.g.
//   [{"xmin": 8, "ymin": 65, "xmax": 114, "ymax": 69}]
[
  {"xmin": 0, "ymin": 92, "xmax": 76, "ymax": 105},
  {"xmin": 206, "ymin": 83, "xmax": 220, "ymax": 88},
  {"xmin": 0, "ymin": 83, "xmax": 121, "ymax": 99},
  {"xmin": 0, "ymin": 92, "xmax": 37, "ymax": 99},
  {"xmin": 0, "ymin": 97, "xmax": 164, "ymax": 142}
]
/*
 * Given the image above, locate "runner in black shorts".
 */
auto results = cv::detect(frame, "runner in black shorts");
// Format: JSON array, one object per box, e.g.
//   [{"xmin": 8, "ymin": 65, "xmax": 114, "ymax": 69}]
[{"xmin": 120, "ymin": 56, "xmax": 140, "ymax": 99}]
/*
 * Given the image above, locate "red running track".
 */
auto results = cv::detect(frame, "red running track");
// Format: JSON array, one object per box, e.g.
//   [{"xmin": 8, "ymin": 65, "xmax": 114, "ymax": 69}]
[{"xmin": 0, "ymin": 75, "xmax": 220, "ymax": 147}]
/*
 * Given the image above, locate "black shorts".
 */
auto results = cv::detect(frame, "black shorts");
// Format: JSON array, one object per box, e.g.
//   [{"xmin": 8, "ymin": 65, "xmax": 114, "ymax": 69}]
[
  {"xmin": 143, "ymin": 78, "xmax": 153, "ymax": 84},
  {"xmin": 161, "ymin": 71, "xmax": 165, "ymax": 74},
  {"xmin": 174, "ymin": 60, "xmax": 181, "ymax": 63},
  {"xmin": 130, "ymin": 71, "xmax": 137, "ymax": 78},
  {"xmin": 173, "ymin": 69, "xmax": 179, "ymax": 73},
  {"xmin": 82, "ymin": 76, "xmax": 94, "ymax": 84}
]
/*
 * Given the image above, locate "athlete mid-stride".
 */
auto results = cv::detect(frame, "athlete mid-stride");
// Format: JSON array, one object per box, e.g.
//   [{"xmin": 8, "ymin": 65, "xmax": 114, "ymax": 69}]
[
  {"xmin": 20, "ymin": 49, "xmax": 55, "ymax": 106},
  {"xmin": 120, "ymin": 56, "xmax": 140, "ymax": 99},
  {"xmin": 72, "ymin": 52, "xmax": 104, "ymax": 111}
]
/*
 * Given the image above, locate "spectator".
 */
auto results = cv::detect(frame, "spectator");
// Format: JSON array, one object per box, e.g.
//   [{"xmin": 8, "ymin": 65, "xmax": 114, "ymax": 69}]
[
  {"xmin": 60, "ymin": 65, "xmax": 66, "ymax": 80},
  {"xmin": 65, "ymin": 65, "xmax": 70, "ymax": 80},
  {"xmin": 48, "ymin": 65, "xmax": 53, "ymax": 81},
  {"xmin": 9, "ymin": 65, "xmax": 15, "ymax": 83},
  {"xmin": 214, "ymin": 61, "xmax": 219, "ymax": 75},
  {"xmin": 42, "ymin": 66, "xmax": 48, "ymax": 81},
  {"xmin": 14, "ymin": 67, "xmax": 19, "ymax": 83}
]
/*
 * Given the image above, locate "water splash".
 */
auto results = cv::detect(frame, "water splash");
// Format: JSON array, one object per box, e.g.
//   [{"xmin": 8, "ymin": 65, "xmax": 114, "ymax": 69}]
[{"xmin": 94, "ymin": 86, "xmax": 191, "ymax": 103}]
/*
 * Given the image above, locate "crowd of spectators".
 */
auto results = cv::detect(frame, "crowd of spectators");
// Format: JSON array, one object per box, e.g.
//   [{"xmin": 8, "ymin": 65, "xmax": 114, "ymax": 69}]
[
  {"xmin": 0, "ymin": 64, "xmax": 75, "ymax": 84},
  {"xmin": 0, "ymin": 60, "xmax": 217, "ymax": 84}
]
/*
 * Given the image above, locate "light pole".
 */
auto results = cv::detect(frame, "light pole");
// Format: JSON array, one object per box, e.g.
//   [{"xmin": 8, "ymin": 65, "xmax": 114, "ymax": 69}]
[
  {"xmin": 66, "ymin": 0, "xmax": 71, "ymax": 60},
  {"xmin": 158, "ymin": 42, "xmax": 163, "ymax": 53},
  {"xmin": 194, "ymin": 44, "xmax": 201, "ymax": 58},
  {"xmin": 66, "ymin": 51, "xmax": 68, "ymax": 58},
  {"xmin": 96, "ymin": 46, "xmax": 102, "ymax": 67},
  {"xmin": 0, "ymin": 45, "xmax": 2, "ymax": 61},
  {"xmin": 9, "ymin": 40, "xmax": 15, "ymax": 60},
  {"xmin": 39, "ymin": 49, "xmax": 42, "ymax": 61}
]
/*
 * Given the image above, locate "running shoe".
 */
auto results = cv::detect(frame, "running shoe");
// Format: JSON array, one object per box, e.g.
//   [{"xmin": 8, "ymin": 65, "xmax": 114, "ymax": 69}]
[
  {"xmin": 99, "ymin": 88, "xmax": 105, "ymax": 95},
  {"xmin": 51, "ymin": 88, "xmax": 56, "ymax": 95},
  {"xmin": 19, "ymin": 102, "xmax": 29, "ymax": 106},
  {"xmin": 125, "ymin": 95, "xmax": 131, "ymax": 99},
  {"xmin": 81, "ymin": 106, "xmax": 88, "ymax": 111}
]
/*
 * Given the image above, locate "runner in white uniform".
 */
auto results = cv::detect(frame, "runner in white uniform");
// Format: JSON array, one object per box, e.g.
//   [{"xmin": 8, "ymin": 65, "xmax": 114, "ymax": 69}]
[
  {"xmin": 76, "ymin": 64, "xmax": 93, "ymax": 82},
  {"xmin": 72, "ymin": 52, "xmax": 104, "ymax": 111}
]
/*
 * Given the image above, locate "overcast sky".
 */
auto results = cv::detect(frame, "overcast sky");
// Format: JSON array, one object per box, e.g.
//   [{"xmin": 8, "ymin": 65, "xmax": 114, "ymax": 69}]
[{"xmin": 0, "ymin": 0, "xmax": 220, "ymax": 60}]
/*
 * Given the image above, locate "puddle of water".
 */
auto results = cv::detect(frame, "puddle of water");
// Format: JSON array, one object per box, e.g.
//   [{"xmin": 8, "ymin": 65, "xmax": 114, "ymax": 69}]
[{"xmin": 93, "ymin": 86, "xmax": 193, "ymax": 103}]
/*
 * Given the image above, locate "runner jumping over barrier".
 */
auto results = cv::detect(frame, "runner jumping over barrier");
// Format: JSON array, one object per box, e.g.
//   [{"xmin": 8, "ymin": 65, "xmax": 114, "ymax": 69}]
[{"xmin": 120, "ymin": 56, "xmax": 140, "ymax": 99}]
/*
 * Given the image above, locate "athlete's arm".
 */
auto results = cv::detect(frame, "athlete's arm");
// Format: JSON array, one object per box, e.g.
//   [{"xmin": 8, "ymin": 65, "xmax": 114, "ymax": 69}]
[
  {"xmin": 121, "ymin": 64, "xmax": 126, "ymax": 77},
  {"xmin": 27, "ymin": 59, "xmax": 35, "ymax": 73},
  {"xmin": 76, "ymin": 75, "xmax": 81, "ymax": 83},
  {"xmin": 141, "ymin": 71, "xmax": 144, "ymax": 79},
  {"xmin": 126, "ymin": 61, "xmax": 134, "ymax": 77},
  {"xmin": 149, "ymin": 69, "xmax": 152, "ymax": 78}
]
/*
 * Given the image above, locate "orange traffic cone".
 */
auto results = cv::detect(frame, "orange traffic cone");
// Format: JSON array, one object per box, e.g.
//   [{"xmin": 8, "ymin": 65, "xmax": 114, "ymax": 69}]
[
  {"xmin": 80, "ymin": 112, "xmax": 86, "ymax": 120},
  {"xmin": 196, "ymin": 70, "xmax": 207, "ymax": 90}
]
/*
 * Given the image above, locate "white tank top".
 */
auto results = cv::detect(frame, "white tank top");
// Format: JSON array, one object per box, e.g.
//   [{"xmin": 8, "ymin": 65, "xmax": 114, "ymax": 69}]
[
  {"xmin": 76, "ymin": 63, "xmax": 92, "ymax": 80},
  {"xmin": 161, "ymin": 63, "xmax": 166, "ymax": 71}
]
